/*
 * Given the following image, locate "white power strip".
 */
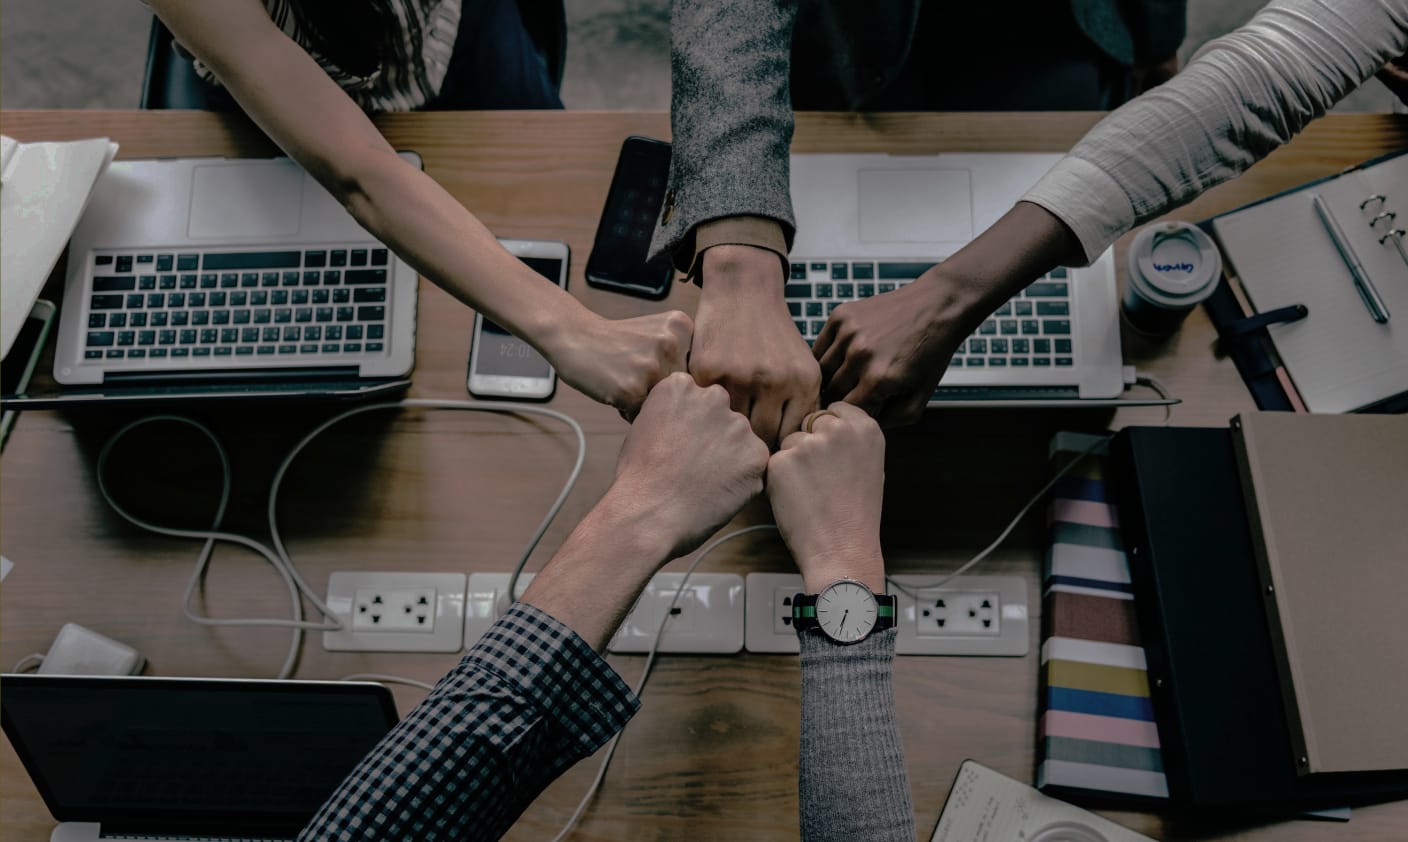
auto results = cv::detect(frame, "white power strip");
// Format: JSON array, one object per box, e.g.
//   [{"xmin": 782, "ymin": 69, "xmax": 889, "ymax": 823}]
[
  {"xmin": 744, "ymin": 573, "xmax": 1028, "ymax": 656},
  {"xmin": 464, "ymin": 572, "xmax": 745, "ymax": 654},
  {"xmin": 607, "ymin": 572, "xmax": 744, "ymax": 654}
]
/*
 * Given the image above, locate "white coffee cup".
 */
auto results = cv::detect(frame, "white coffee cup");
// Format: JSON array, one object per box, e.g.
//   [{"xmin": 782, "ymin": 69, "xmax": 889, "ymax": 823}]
[{"xmin": 1123, "ymin": 221, "xmax": 1222, "ymax": 336}]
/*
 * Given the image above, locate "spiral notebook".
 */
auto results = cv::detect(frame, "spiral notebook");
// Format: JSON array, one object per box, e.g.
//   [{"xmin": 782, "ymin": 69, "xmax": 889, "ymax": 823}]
[{"xmin": 1211, "ymin": 151, "xmax": 1408, "ymax": 413}]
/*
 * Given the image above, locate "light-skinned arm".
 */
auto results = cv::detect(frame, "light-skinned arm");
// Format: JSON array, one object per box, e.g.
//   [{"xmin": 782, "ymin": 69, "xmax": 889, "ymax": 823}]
[
  {"xmin": 522, "ymin": 372, "xmax": 771, "ymax": 648},
  {"xmin": 691, "ymin": 245, "xmax": 821, "ymax": 448},
  {"xmin": 301, "ymin": 373, "xmax": 768, "ymax": 840},
  {"xmin": 657, "ymin": 0, "xmax": 820, "ymax": 447},
  {"xmin": 149, "ymin": 0, "xmax": 692, "ymax": 418},
  {"xmin": 767, "ymin": 402, "xmax": 915, "ymax": 842}
]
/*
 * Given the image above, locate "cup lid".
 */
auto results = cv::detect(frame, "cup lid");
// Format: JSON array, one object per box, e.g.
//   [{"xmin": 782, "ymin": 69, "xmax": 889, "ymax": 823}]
[{"xmin": 1127, "ymin": 221, "xmax": 1222, "ymax": 306}]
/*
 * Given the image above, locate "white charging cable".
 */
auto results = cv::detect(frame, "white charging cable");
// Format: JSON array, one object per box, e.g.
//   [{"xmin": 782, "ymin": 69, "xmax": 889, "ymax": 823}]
[
  {"xmin": 339, "ymin": 672, "xmax": 436, "ymax": 692},
  {"xmin": 1135, "ymin": 373, "xmax": 1174, "ymax": 425},
  {"xmin": 885, "ymin": 376, "xmax": 1177, "ymax": 600},
  {"xmin": 11, "ymin": 653, "xmax": 45, "ymax": 673},
  {"xmin": 95, "ymin": 400, "xmax": 585, "ymax": 680},
  {"xmin": 98, "ymin": 415, "xmax": 324, "ymax": 680},
  {"xmin": 885, "ymin": 433, "xmax": 1112, "ymax": 600}
]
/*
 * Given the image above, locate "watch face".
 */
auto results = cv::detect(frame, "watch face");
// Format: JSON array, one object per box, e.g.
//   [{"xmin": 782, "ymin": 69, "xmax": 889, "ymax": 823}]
[{"xmin": 816, "ymin": 581, "xmax": 878, "ymax": 643}]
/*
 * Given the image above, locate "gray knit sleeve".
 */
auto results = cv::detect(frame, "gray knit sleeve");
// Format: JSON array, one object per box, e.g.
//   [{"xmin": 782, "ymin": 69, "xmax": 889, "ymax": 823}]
[
  {"xmin": 798, "ymin": 628, "xmax": 915, "ymax": 842},
  {"xmin": 650, "ymin": 0, "xmax": 799, "ymax": 273}
]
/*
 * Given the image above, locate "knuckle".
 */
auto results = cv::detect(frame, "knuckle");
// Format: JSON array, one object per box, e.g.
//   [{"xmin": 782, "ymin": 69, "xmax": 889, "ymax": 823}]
[
  {"xmin": 858, "ymin": 371, "xmax": 885, "ymax": 393},
  {"xmin": 665, "ymin": 309, "xmax": 693, "ymax": 333},
  {"xmin": 703, "ymin": 382, "xmax": 731, "ymax": 405}
]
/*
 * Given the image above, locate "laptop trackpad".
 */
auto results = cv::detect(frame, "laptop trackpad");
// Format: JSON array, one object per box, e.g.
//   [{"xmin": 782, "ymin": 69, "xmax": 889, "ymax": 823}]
[
  {"xmin": 858, "ymin": 168, "xmax": 972, "ymax": 244},
  {"xmin": 189, "ymin": 162, "xmax": 304, "ymax": 240}
]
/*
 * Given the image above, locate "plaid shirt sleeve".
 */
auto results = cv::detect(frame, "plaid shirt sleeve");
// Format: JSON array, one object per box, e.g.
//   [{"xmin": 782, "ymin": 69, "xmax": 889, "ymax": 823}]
[{"xmin": 299, "ymin": 603, "xmax": 640, "ymax": 842}]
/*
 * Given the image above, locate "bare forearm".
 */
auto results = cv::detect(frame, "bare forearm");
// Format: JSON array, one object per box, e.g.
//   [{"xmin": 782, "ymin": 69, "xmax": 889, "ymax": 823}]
[
  {"xmin": 340, "ymin": 150, "xmax": 587, "ymax": 350},
  {"xmin": 908, "ymin": 201, "xmax": 1082, "ymax": 338},
  {"xmin": 520, "ymin": 492, "xmax": 671, "ymax": 652},
  {"xmin": 150, "ymin": 0, "xmax": 587, "ymax": 356}
]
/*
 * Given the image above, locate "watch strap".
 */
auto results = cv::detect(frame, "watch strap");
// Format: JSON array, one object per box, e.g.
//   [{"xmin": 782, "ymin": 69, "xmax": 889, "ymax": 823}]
[{"xmin": 791, "ymin": 592, "xmax": 898, "ymax": 635}]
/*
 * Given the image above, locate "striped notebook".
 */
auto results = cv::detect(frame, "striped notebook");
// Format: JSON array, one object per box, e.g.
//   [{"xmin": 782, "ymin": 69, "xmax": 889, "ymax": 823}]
[{"xmin": 1036, "ymin": 432, "xmax": 1170, "ymax": 802}]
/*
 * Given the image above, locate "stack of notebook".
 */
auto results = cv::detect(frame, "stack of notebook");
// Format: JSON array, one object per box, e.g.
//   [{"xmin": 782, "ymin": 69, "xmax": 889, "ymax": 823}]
[
  {"xmin": 1100, "ymin": 415, "xmax": 1408, "ymax": 813},
  {"xmin": 1035, "ymin": 432, "xmax": 1169, "ymax": 803}
]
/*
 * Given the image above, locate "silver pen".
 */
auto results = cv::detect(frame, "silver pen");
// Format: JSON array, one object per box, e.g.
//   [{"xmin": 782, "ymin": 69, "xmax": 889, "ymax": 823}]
[{"xmin": 1311, "ymin": 193, "xmax": 1389, "ymax": 323}]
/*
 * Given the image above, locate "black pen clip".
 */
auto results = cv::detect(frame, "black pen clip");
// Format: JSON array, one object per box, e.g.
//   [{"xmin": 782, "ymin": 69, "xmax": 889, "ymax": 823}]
[{"xmin": 1222, "ymin": 304, "xmax": 1309, "ymax": 339}]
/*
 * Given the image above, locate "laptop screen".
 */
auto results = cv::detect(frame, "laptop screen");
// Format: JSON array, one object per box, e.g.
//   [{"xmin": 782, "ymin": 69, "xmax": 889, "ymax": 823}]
[{"xmin": 1, "ymin": 674, "xmax": 398, "ymax": 833}]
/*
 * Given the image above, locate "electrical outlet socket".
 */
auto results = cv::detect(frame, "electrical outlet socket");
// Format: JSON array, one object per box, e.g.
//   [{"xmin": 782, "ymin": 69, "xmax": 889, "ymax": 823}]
[
  {"xmin": 914, "ymin": 589, "xmax": 1001, "ymax": 637},
  {"xmin": 464, "ymin": 572, "xmax": 745, "ymax": 654},
  {"xmin": 351, "ymin": 587, "xmax": 438, "ymax": 633},
  {"xmin": 744, "ymin": 572, "xmax": 1028, "ymax": 656},
  {"xmin": 744, "ymin": 573, "xmax": 805, "ymax": 654},
  {"xmin": 323, "ymin": 572, "xmax": 466, "ymax": 653}
]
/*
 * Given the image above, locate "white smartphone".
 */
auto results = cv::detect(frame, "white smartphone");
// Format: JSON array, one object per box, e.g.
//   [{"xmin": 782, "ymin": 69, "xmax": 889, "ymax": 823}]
[
  {"xmin": 467, "ymin": 239, "xmax": 570, "ymax": 401},
  {"xmin": 1, "ymin": 299, "xmax": 57, "ymax": 449}
]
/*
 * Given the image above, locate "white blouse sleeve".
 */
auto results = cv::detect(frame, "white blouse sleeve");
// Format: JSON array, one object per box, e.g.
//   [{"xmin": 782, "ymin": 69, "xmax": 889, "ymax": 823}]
[{"xmin": 1023, "ymin": 0, "xmax": 1408, "ymax": 264}]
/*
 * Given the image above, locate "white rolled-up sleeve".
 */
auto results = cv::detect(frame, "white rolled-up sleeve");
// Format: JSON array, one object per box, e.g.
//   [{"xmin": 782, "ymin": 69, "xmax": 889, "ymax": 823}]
[{"xmin": 1023, "ymin": 0, "xmax": 1408, "ymax": 264}]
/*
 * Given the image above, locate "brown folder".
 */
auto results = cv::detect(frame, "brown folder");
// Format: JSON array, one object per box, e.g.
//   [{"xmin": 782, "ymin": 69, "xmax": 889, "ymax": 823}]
[{"xmin": 1232, "ymin": 411, "xmax": 1408, "ymax": 775}]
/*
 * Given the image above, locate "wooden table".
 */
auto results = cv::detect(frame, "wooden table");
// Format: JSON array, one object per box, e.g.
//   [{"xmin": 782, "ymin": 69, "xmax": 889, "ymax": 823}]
[{"xmin": 2, "ymin": 111, "xmax": 1405, "ymax": 841}]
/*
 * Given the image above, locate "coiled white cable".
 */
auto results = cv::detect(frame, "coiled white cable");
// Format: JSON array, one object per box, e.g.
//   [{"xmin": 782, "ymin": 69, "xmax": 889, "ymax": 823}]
[{"xmin": 95, "ymin": 400, "xmax": 585, "ymax": 680}]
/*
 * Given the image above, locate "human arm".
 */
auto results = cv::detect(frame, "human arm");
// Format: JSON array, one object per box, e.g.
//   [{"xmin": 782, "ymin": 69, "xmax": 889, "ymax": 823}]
[
  {"xmin": 815, "ymin": 0, "xmax": 1408, "ymax": 426},
  {"xmin": 299, "ymin": 373, "xmax": 768, "ymax": 840},
  {"xmin": 1378, "ymin": 53, "xmax": 1408, "ymax": 105},
  {"xmin": 655, "ymin": 0, "xmax": 818, "ymax": 446},
  {"xmin": 1025, "ymin": 0, "xmax": 1408, "ymax": 263},
  {"xmin": 148, "ymin": 0, "xmax": 690, "ymax": 417},
  {"xmin": 812, "ymin": 203, "xmax": 1079, "ymax": 425},
  {"xmin": 766, "ymin": 403, "xmax": 915, "ymax": 842}
]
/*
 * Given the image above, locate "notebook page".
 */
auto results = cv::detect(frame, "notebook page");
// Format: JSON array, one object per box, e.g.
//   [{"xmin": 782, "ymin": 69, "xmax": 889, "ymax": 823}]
[
  {"xmin": 1212, "ymin": 157, "xmax": 1408, "ymax": 413},
  {"xmin": 0, "ymin": 137, "xmax": 118, "ymax": 358}
]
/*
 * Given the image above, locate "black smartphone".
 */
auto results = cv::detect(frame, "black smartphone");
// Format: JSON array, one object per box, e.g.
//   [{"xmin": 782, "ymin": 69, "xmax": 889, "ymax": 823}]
[{"xmin": 585, "ymin": 136, "xmax": 675, "ymax": 300}]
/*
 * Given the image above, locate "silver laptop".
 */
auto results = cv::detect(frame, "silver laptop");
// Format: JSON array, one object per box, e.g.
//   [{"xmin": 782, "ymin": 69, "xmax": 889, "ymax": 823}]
[
  {"xmin": 1, "ymin": 674, "xmax": 399, "ymax": 841},
  {"xmin": 789, "ymin": 153, "xmax": 1125, "ymax": 404},
  {"xmin": 45, "ymin": 154, "xmax": 419, "ymax": 404}
]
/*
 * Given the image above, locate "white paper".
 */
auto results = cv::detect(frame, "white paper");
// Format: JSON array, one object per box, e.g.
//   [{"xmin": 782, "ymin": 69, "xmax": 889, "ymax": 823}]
[
  {"xmin": 934, "ymin": 761, "xmax": 1154, "ymax": 841},
  {"xmin": 1, "ymin": 136, "xmax": 118, "ymax": 358}
]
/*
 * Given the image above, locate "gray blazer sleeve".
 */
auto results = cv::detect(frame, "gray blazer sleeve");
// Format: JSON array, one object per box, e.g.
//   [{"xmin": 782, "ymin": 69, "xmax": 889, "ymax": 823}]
[
  {"xmin": 649, "ymin": 0, "xmax": 799, "ymax": 272},
  {"xmin": 798, "ymin": 629, "xmax": 915, "ymax": 842}
]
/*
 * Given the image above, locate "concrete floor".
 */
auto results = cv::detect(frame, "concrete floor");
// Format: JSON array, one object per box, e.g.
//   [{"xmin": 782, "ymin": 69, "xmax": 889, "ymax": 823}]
[{"xmin": 0, "ymin": 0, "xmax": 1397, "ymax": 111}]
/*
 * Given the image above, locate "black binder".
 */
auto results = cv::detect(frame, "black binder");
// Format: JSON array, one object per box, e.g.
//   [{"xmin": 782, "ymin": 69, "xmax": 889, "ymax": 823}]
[{"xmin": 1109, "ymin": 426, "xmax": 1408, "ymax": 812}]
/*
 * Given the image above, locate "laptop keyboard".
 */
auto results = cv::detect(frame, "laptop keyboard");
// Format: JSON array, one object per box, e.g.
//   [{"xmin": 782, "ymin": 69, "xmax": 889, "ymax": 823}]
[
  {"xmin": 83, "ymin": 246, "xmax": 392, "ymax": 364},
  {"xmin": 785, "ymin": 261, "xmax": 1075, "ymax": 369}
]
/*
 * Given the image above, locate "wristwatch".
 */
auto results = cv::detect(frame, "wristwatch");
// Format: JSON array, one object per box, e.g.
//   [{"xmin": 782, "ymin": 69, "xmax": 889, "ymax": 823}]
[{"xmin": 791, "ymin": 579, "xmax": 897, "ymax": 644}]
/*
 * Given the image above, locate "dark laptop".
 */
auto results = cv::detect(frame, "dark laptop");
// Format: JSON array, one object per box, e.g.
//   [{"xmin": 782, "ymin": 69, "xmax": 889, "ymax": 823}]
[{"xmin": 1, "ymin": 674, "xmax": 399, "ymax": 841}]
